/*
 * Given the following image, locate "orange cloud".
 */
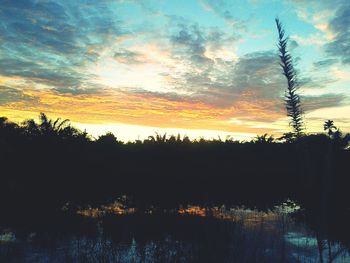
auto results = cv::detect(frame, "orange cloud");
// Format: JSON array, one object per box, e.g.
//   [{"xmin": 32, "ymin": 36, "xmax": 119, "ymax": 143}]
[{"xmin": 0, "ymin": 87, "xmax": 283, "ymax": 135}]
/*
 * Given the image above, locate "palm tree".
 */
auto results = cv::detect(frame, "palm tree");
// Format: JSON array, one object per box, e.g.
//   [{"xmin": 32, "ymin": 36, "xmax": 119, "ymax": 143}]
[
  {"xmin": 147, "ymin": 133, "xmax": 167, "ymax": 144},
  {"xmin": 323, "ymin": 120, "xmax": 337, "ymax": 136},
  {"xmin": 254, "ymin": 134, "xmax": 274, "ymax": 144},
  {"xmin": 38, "ymin": 112, "xmax": 70, "ymax": 136},
  {"xmin": 22, "ymin": 113, "xmax": 83, "ymax": 140},
  {"xmin": 275, "ymin": 18, "xmax": 304, "ymax": 138},
  {"xmin": 167, "ymin": 134, "xmax": 191, "ymax": 144}
]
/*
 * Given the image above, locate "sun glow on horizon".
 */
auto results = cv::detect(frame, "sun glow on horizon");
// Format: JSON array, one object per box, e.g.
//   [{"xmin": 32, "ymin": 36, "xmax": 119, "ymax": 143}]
[
  {"xmin": 73, "ymin": 122, "xmax": 256, "ymax": 142},
  {"xmin": 0, "ymin": 0, "xmax": 349, "ymax": 137}
]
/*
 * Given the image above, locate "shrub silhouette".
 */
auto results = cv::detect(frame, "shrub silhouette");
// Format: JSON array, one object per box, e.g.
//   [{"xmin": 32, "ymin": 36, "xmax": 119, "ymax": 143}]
[{"xmin": 97, "ymin": 132, "xmax": 119, "ymax": 145}]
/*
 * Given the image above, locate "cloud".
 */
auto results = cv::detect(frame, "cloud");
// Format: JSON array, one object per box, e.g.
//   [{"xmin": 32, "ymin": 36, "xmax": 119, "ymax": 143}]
[
  {"xmin": 0, "ymin": 0, "xmax": 347, "ymax": 135},
  {"xmin": 0, "ymin": 0, "xmax": 125, "ymax": 92},
  {"xmin": 179, "ymin": 48, "xmax": 344, "ymax": 118},
  {"xmin": 291, "ymin": 34, "xmax": 328, "ymax": 46},
  {"xmin": 117, "ymin": 50, "xmax": 285, "ymax": 120},
  {"xmin": 121, "ymin": 39, "xmax": 344, "ymax": 122},
  {"xmin": 0, "ymin": 86, "xmax": 37, "ymax": 105},
  {"xmin": 200, "ymin": 0, "xmax": 235, "ymax": 23},
  {"xmin": 289, "ymin": 39, "xmax": 299, "ymax": 50},
  {"xmin": 0, "ymin": 58, "xmax": 87, "ymax": 90},
  {"xmin": 287, "ymin": 0, "xmax": 350, "ymax": 65},
  {"xmin": 170, "ymin": 23, "xmax": 213, "ymax": 67},
  {"xmin": 303, "ymin": 93, "xmax": 345, "ymax": 112},
  {"xmin": 324, "ymin": 2, "xmax": 350, "ymax": 64},
  {"xmin": 313, "ymin": 58, "xmax": 338, "ymax": 68},
  {"xmin": 191, "ymin": 50, "xmax": 285, "ymax": 108},
  {"xmin": 114, "ymin": 50, "xmax": 145, "ymax": 64}
]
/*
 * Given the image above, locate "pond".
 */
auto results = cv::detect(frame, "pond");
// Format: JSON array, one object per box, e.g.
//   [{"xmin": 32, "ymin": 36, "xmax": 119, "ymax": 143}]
[{"xmin": 1, "ymin": 203, "xmax": 349, "ymax": 263}]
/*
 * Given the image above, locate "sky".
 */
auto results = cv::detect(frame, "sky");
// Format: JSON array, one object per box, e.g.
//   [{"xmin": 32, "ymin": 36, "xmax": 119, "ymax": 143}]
[{"xmin": 0, "ymin": 0, "xmax": 349, "ymax": 141}]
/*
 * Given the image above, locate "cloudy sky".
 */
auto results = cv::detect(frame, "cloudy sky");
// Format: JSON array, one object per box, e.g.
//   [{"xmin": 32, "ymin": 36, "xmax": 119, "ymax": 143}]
[{"xmin": 0, "ymin": 0, "xmax": 349, "ymax": 141}]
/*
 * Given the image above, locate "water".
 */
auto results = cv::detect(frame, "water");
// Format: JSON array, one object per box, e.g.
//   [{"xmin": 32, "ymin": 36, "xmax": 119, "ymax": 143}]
[{"xmin": 1, "ymin": 206, "xmax": 349, "ymax": 263}]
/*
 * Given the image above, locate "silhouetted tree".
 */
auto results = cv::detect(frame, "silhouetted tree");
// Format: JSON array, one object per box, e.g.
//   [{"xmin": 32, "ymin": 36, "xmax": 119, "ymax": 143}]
[
  {"xmin": 96, "ymin": 132, "xmax": 119, "ymax": 145},
  {"xmin": 275, "ymin": 18, "xmax": 304, "ymax": 137},
  {"xmin": 321, "ymin": 120, "xmax": 350, "ymax": 149},
  {"xmin": 0, "ymin": 117, "xmax": 13, "ymax": 128},
  {"xmin": 167, "ymin": 134, "xmax": 183, "ymax": 144},
  {"xmin": 278, "ymin": 132, "xmax": 295, "ymax": 143},
  {"xmin": 22, "ymin": 118, "xmax": 40, "ymax": 137},
  {"xmin": 0, "ymin": 117, "xmax": 21, "ymax": 143},
  {"xmin": 0, "ymin": 117, "xmax": 18, "ymax": 132},
  {"xmin": 254, "ymin": 134, "xmax": 274, "ymax": 144},
  {"xmin": 147, "ymin": 133, "xmax": 167, "ymax": 144},
  {"xmin": 324, "ymin": 120, "xmax": 337, "ymax": 136},
  {"xmin": 332, "ymin": 130, "xmax": 350, "ymax": 149},
  {"xmin": 21, "ymin": 113, "xmax": 89, "ymax": 142},
  {"xmin": 38, "ymin": 112, "xmax": 70, "ymax": 136}
]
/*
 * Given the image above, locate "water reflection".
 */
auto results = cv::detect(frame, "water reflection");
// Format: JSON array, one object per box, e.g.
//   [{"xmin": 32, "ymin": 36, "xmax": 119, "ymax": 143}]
[{"xmin": 1, "ymin": 205, "xmax": 349, "ymax": 263}]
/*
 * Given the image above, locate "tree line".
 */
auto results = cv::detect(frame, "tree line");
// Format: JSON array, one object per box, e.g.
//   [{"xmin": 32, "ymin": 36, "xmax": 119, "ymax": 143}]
[
  {"xmin": 0, "ymin": 113, "xmax": 349, "ymax": 212},
  {"xmin": 0, "ymin": 20, "xmax": 349, "ymax": 245}
]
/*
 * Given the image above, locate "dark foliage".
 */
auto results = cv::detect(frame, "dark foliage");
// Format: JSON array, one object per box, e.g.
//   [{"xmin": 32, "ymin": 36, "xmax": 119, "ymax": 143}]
[{"xmin": 1, "ymin": 114, "xmax": 349, "ymax": 220}]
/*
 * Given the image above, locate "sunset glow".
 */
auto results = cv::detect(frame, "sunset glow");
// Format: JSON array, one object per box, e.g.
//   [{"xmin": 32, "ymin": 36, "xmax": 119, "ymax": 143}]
[{"xmin": 1, "ymin": 0, "xmax": 349, "ymax": 140}]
